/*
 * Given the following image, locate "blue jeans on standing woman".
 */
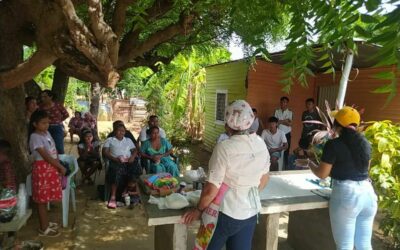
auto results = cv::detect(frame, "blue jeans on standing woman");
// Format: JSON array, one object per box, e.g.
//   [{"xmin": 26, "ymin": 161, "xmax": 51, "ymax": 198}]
[
  {"xmin": 207, "ymin": 213, "xmax": 257, "ymax": 250},
  {"xmin": 329, "ymin": 179, "xmax": 377, "ymax": 250},
  {"xmin": 48, "ymin": 124, "xmax": 65, "ymax": 154}
]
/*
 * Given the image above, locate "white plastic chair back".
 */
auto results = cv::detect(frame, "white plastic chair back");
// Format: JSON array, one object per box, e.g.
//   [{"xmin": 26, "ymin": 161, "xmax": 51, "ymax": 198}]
[{"xmin": 59, "ymin": 154, "xmax": 79, "ymax": 228}]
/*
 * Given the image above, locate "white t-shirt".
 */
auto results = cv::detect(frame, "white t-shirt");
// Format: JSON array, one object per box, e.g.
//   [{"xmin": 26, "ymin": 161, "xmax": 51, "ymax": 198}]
[
  {"xmin": 139, "ymin": 126, "xmax": 166, "ymax": 142},
  {"xmin": 216, "ymin": 133, "xmax": 230, "ymax": 143},
  {"xmin": 29, "ymin": 131, "xmax": 58, "ymax": 161},
  {"xmin": 208, "ymin": 133, "xmax": 270, "ymax": 220},
  {"xmin": 104, "ymin": 137, "xmax": 135, "ymax": 158},
  {"xmin": 274, "ymin": 108, "xmax": 293, "ymax": 134},
  {"xmin": 248, "ymin": 117, "xmax": 260, "ymax": 134},
  {"xmin": 261, "ymin": 129, "xmax": 287, "ymax": 149}
]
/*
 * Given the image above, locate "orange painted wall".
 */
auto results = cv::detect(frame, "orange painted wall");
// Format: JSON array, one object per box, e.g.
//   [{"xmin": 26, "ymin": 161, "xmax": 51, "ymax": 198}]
[
  {"xmin": 315, "ymin": 67, "xmax": 400, "ymax": 123},
  {"xmin": 246, "ymin": 60, "xmax": 317, "ymax": 151}
]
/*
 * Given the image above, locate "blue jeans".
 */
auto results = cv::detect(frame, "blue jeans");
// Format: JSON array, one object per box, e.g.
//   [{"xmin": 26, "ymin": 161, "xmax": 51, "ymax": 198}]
[
  {"xmin": 329, "ymin": 179, "xmax": 377, "ymax": 250},
  {"xmin": 48, "ymin": 124, "xmax": 65, "ymax": 154},
  {"xmin": 208, "ymin": 213, "xmax": 257, "ymax": 250}
]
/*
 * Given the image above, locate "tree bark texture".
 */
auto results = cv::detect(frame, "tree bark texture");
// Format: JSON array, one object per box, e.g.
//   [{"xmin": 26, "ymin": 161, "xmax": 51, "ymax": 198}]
[
  {"xmin": 24, "ymin": 79, "xmax": 42, "ymax": 99},
  {"xmin": 0, "ymin": 0, "xmax": 198, "ymax": 89},
  {"xmin": 90, "ymin": 82, "xmax": 101, "ymax": 118},
  {"xmin": 52, "ymin": 68, "xmax": 69, "ymax": 104},
  {"xmin": 0, "ymin": 2, "xmax": 30, "ymax": 182}
]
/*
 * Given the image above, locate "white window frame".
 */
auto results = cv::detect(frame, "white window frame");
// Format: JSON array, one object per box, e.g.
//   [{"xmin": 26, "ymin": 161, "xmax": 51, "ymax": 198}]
[{"xmin": 215, "ymin": 89, "xmax": 228, "ymax": 125}]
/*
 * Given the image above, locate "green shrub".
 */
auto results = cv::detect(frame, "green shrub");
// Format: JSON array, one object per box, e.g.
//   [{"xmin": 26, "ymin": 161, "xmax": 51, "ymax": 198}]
[{"xmin": 365, "ymin": 121, "xmax": 400, "ymax": 248}]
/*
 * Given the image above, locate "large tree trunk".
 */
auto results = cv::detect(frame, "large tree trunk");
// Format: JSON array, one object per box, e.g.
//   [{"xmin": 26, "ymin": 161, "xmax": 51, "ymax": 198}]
[
  {"xmin": 0, "ymin": 4, "xmax": 30, "ymax": 183},
  {"xmin": 89, "ymin": 82, "xmax": 101, "ymax": 118},
  {"xmin": 24, "ymin": 79, "xmax": 42, "ymax": 98},
  {"xmin": 52, "ymin": 68, "xmax": 69, "ymax": 104},
  {"xmin": 90, "ymin": 82, "xmax": 101, "ymax": 138}
]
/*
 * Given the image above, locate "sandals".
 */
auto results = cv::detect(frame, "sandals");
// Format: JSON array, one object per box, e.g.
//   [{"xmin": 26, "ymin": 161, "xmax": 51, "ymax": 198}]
[
  {"xmin": 107, "ymin": 199, "xmax": 117, "ymax": 209},
  {"xmin": 38, "ymin": 227, "xmax": 60, "ymax": 237},
  {"xmin": 49, "ymin": 222, "xmax": 59, "ymax": 229}
]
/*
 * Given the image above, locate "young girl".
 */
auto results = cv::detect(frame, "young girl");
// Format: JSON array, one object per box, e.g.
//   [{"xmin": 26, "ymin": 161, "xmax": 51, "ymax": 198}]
[
  {"xmin": 78, "ymin": 129, "xmax": 101, "ymax": 185},
  {"xmin": 29, "ymin": 110, "xmax": 66, "ymax": 237},
  {"xmin": 103, "ymin": 124, "xmax": 138, "ymax": 209}
]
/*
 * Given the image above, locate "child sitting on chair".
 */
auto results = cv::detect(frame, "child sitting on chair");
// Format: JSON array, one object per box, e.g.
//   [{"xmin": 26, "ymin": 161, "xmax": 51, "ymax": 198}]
[
  {"xmin": 122, "ymin": 178, "xmax": 140, "ymax": 209},
  {"xmin": 77, "ymin": 129, "xmax": 101, "ymax": 185}
]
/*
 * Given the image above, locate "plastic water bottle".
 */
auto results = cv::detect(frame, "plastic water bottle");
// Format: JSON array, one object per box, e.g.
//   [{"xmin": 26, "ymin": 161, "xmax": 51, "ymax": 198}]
[{"xmin": 17, "ymin": 183, "xmax": 27, "ymax": 218}]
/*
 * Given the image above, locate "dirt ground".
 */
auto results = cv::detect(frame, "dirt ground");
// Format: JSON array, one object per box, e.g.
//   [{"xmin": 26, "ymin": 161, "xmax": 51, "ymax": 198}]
[{"xmin": 14, "ymin": 122, "xmax": 393, "ymax": 249}]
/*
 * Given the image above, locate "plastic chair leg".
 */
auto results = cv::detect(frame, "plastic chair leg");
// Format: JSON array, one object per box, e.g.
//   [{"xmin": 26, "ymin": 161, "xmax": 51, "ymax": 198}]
[
  {"xmin": 62, "ymin": 188, "xmax": 70, "ymax": 228},
  {"xmin": 71, "ymin": 188, "xmax": 76, "ymax": 212}
]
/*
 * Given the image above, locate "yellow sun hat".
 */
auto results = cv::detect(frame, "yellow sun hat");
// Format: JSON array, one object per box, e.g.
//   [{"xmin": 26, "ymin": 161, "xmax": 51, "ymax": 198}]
[{"xmin": 330, "ymin": 106, "xmax": 360, "ymax": 127}]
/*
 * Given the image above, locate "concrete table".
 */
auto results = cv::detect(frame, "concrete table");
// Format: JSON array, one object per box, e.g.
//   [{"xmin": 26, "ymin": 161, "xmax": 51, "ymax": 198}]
[
  {"xmin": 141, "ymin": 170, "xmax": 333, "ymax": 250},
  {"xmin": 253, "ymin": 170, "xmax": 334, "ymax": 250}
]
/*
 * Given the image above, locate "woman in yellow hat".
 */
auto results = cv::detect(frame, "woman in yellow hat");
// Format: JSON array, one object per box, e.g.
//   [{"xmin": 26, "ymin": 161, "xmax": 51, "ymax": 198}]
[{"xmin": 298, "ymin": 106, "xmax": 377, "ymax": 250}]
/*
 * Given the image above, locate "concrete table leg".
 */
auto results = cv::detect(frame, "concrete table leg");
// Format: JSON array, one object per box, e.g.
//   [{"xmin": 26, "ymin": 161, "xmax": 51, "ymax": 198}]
[
  {"xmin": 287, "ymin": 208, "xmax": 335, "ymax": 250},
  {"xmin": 155, "ymin": 223, "xmax": 188, "ymax": 250},
  {"xmin": 253, "ymin": 213, "xmax": 280, "ymax": 250}
]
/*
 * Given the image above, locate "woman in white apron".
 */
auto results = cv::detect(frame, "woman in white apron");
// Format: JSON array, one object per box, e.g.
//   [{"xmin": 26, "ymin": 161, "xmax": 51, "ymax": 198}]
[{"xmin": 182, "ymin": 100, "xmax": 270, "ymax": 250}]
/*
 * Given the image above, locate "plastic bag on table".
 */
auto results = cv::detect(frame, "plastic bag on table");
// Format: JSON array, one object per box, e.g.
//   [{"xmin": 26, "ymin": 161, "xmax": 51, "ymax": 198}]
[
  {"xmin": 184, "ymin": 167, "xmax": 206, "ymax": 182},
  {"xmin": 186, "ymin": 190, "xmax": 202, "ymax": 207},
  {"xmin": 148, "ymin": 195, "xmax": 160, "ymax": 205},
  {"xmin": 165, "ymin": 193, "xmax": 189, "ymax": 209},
  {"xmin": 0, "ymin": 188, "xmax": 17, "ymax": 223}
]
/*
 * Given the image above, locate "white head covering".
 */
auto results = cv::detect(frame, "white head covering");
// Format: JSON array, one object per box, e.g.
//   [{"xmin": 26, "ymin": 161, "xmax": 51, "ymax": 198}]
[{"xmin": 225, "ymin": 100, "xmax": 255, "ymax": 131}]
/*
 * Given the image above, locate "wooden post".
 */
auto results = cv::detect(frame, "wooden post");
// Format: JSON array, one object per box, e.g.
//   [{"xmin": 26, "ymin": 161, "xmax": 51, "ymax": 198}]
[
  {"xmin": 252, "ymin": 213, "xmax": 280, "ymax": 250},
  {"xmin": 154, "ymin": 223, "xmax": 188, "ymax": 250}
]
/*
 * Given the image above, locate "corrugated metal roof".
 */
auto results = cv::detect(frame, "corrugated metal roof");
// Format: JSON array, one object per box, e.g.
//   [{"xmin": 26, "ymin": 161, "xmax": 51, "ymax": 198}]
[{"xmin": 207, "ymin": 42, "xmax": 387, "ymax": 72}]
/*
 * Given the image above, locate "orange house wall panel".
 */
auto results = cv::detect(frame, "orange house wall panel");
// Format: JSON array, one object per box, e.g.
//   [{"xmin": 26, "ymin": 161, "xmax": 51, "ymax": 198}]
[
  {"xmin": 315, "ymin": 67, "xmax": 400, "ymax": 123},
  {"xmin": 246, "ymin": 60, "xmax": 317, "ymax": 151}
]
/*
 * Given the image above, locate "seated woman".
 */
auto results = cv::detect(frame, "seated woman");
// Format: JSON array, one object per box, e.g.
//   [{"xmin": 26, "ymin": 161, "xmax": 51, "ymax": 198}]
[
  {"xmin": 68, "ymin": 111, "xmax": 84, "ymax": 143},
  {"xmin": 103, "ymin": 124, "xmax": 138, "ymax": 209},
  {"xmin": 82, "ymin": 112, "xmax": 98, "ymax": 140},
  {"xmin": 141, "ymin": 126, "xmax": 179, "ymax": 177},
  {"xmin": 77, "ymin": 129, "xmax": 101, "ymax": 185}
]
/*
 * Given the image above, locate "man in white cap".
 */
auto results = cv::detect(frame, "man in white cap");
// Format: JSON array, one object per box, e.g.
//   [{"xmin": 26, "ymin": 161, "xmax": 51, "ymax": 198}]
[{"xmin": 182, "ymin": 100, "xmax": 270, "ymax": 250}]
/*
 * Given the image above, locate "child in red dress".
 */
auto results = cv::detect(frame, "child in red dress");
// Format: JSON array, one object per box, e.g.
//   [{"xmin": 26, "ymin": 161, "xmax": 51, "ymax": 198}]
[{"xmin": 29, "ymin": 110, "xmax": 66, "ymax": 237}]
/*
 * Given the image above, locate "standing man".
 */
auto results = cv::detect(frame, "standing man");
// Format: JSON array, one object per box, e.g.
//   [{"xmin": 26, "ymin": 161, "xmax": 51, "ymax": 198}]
[
  {"xmin": 248, "ymin": 108, "xmax": 264, "ymax": 135},
  {"xmin": 139, "ymin": 115, "xmax": 166, "ymax": 143},
  {"xmin": 274, "ymin": 96, "xmax": 293, "ymax": 169},
  {"xmin": 299, "ymin": 98, "xmax": 322, "ymax": 150}
]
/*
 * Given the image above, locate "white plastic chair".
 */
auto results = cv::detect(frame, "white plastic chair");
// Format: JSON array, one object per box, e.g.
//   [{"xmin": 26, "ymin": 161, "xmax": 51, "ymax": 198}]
[
  {"xmin": 25, "ymin": 154, "xmax": 79, "ymax": 228},
  {"xmin": 59, "ymin": 154, "xmax": 79, "ymax": 227}
]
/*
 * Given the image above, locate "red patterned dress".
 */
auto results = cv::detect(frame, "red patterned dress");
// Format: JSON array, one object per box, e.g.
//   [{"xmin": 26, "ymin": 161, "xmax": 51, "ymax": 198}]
[{"xmin": 29, "ymin": 131, "xmax": 62, "ymax": 203}]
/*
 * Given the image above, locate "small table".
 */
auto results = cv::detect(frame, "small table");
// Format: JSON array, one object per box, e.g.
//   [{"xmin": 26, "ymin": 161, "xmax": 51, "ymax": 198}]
[
  {"xmin": 141, "ymin": 171, "xmax": 334, "ymax": 250},
  {"xmin": 0, "ymin": 210, "xmax": 32, "ymax": 249}
]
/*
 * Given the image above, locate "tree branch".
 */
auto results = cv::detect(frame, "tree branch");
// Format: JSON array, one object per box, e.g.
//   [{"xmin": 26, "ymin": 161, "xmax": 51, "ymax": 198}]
[
  {"xmin": 56, "ymin": 0, "xmax": 119, "ymax": 88},
  {"xmin": 0, "ymin": 50, "xmax": 56, "ymax": 89},
  {"xmin": 112, "ymin": 0, "xmax": 136, "ymax": 38},
  {"xmin": 118, "ymin": 13, "xmax": 195, "ymax": 67},
  {"xmin": 119, "ymin": 0, "xmax": 174, "ymax": 57},
  {"xmin": 54, "ymin": 58, "xmax": 103, "ymax": 84},
  {"xmin": 120, "ymin": 55, "xmax": 173, "ymax": 71},
  {"xmin": 88, "ymin": 0, "xmax": 119, "ymax": 65}
]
